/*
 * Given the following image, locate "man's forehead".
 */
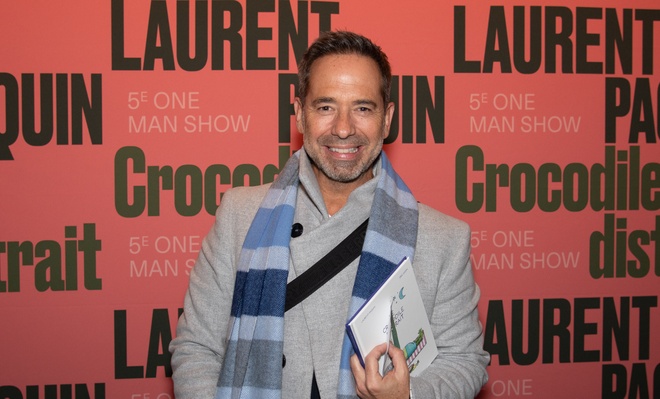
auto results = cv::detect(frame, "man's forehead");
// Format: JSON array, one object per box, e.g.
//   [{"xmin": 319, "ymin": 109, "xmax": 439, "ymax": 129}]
[
  {"xmin": 309, "ymin": 53, "xmax": 379, "ymax": 73},
  {"xmin": 305, "ymin": 55, "xmax": 383, "ymax": 101}
]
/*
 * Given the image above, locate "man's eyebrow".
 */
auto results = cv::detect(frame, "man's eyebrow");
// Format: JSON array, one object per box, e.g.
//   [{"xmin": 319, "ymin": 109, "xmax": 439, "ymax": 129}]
[
  {"xmin": 309, "ymin": 97, "xmax": 380, "ymax": 109},
  {"xmin": 353, "ymin": 99, "xmax": 378, "ymax": 108},
  {"xmin": 311, "ymin": 97, "xmax": 336, "ymax": 106}
]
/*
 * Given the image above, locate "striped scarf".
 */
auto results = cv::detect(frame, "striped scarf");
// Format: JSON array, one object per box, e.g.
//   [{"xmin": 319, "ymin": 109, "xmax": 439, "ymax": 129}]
[{"xmin": 216, "ymin": 149, "xmax": 418, "ymax": 399}]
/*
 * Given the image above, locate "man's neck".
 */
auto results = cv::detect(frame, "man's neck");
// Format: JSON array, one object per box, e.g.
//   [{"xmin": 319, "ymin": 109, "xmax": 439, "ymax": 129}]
[{"xmin": 315, "ymin": 171, "xmax": 373, "ymax": 216}]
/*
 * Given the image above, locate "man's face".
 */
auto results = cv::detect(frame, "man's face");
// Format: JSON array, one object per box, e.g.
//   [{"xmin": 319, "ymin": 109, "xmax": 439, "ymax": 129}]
[{"xmin": 294, "ymin": 54, "xmax": 394, "ymax": 187}]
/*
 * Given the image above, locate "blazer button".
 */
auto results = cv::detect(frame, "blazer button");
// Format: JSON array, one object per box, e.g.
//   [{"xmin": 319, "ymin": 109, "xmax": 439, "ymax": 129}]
[
  {"xmin": 282, "ymin": 354, "xmax": 286, "ymax": 368},
  {"xmin": 291, "ymin": 223, "xmax": 303, "ymax": 238}
]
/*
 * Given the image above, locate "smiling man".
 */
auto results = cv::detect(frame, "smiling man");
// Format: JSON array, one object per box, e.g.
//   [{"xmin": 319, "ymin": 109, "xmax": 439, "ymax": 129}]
[
  {"xmin": 295, "ymin": 51, "xmax": 394, "ymax": 217},
  {"xmin": 170, "ymin": 31, "xmax": 489, "ymax": 399}
]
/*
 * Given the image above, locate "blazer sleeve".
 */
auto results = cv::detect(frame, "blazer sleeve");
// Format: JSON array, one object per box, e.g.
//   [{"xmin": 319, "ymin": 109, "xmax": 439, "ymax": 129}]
[
  {"xmin": 410, "ymin": 205, "xmax": 490, "ymax": 398},
  {"xmin": 169, "ymin": 187, "xmax": 262, "ymax": 399}
]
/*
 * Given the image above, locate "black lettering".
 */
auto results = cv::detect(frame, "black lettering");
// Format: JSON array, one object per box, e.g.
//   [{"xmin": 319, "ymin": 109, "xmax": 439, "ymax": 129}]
[
  {"xmin": 453, "ymin": 6, "xmax": 657, "ymax": 75},
  {"xmin": 148, "ymin": 164, "xmax": 174, "ymax": 217},
  {"xmin": 573, "ymin": 297, "xmax": 601, "ymax": 362},
  {"xmin": 0, "ymin": 73, "xmax": 19, "ymax": 160},
  {"xmin": 246, "ymin": 0, "xmax": 275, "ymax": 70},
  {"xmin": 602, "ymin": 297, "xmax": 630, "ymax": 362},
  {"xmin": 144, "ymin": 1, "xmax": 175, "ymax": 70},
  {"xmin": 635, "ymin": 9, "xmax": 660, "ymax": 75},
  {"xmin": 400, "ymin": 76, "xmax": 413, "ymax": 143},
  {"xmin": 513, "ymin": 6, "xmax": 542, "ymax": 74},
  {"xmin": 79, "ymin": 224, "xmax": 103, "ymax": 290},
  {"xmin": 203, "ymin": 164, "xmax": 231, "ymax": 216},
  {"xmin": 590, "ymin": 146, "xmax": 616, "ymax": 211},
  {"xmin": 146, "ymin": 309, "xmax": 174, "ymax": 378},
  {"xmin": 0, "ymin": 73, "xmax": 101, "ymax": 161},
  {"xmin": 232, "ymin": 163, "xmax": 261, "ymax": 187},
  {"xmin": 176, "ymin": 0, "xmax": 208, "ymax": 71},
  {"xmin": 537, "ymin": 163, "xmax": 562, "ymax": 212},
  {"xmin": 211, "ymin": 0, "xmax": 243, "ymax": 70},
  {"xmin": 632, "ymin": 296, "xmax": 657, "ymax": 360},
  {"xmin": 22, "ymin": 74, "xmax": 54, "ymax": 146},
  {"xmin": 34, "ymin": 241, "xmax": 64, "ymax": 292},
  {"xmin": 605, "ymin": 77, "xmax": 631, "ymax": 143},
  {"xmin": 414, "ymin": 76, "xmax": 445, "ymax": 144},
  {"xmin": 114, "ymin": 310, "xmax": 144, "ymax": 379},
  {"xmin": 483, "ymin": 300, "xmax": 510, "ymax": 365},
  {"xmin": 562, "ymin": 163, "xmax": 589, "ymax": 211},
  {"xmin": 278, "ymin": 73, "xmax": 298, "ymax": 144},
  {"xmin": 541, "ymin": 298, "xmax": 571, "ymax": 363},
  {"xmin": 311, "ymin": 1, "xmax": 339, "ymax": 32},
  {"xmin": 111, "ymin": 0, "xmax": 141, "ymax": 70},
  {"xmin": 456, "ymin": 145, "xmax": 659, "ymax": 213},
  {"xmin": 0, "ymin": 385, "xmax": 22, "ymax": 399},
  {"xmin": 174, "ymin": 165, "xmax": 203, "ymax": 216},
  {"xmin": 590, "ymin": 214, "xmax": 659, "ymax": 279},
  {"xmin": 545, "ymin": 7, "xmax": 574, "ymax": 73},
  {"xmin": 113, "ymin": 0, "xmax": 338, "ymax": 71},
  {"xmin": 0, "ymin": 241, "xmax": 32, "ymax": 293},
  {"xmin": 454, "ymin": 6, "xmax": 481, "ymax": 73},
  {"xmin": 74, "ymin": 384, "xmax": 105, "ymax": 399},
  {"xmin": 575, "ymin": 7, "xmax": 603, "ymax": 74},
  {"xmin": 115, "ymin": 146, "xmax": 147, "ymax": 218},
  {"xmin": 114, "ymin": 146, "xmax": 291, "ymax": 217},
  {"xmin": 69, "ymin": 74, "xmax": 103, "ymax": 147},
  {"xmin": 605, "ymin": 9, "xmax": 632, "ymax": 75},
  {"xmin": 483, "ymin": 6, "xmax": 512, "ymax": 73},
  {"xmin": 629, "ymin": 78, "xmax": 658, "ymax": 143},
  {"xmin": 602, "ymin": 364, "xmax": 628, "ymax": 399},
  {"xmin": 56, "ymin": 74, "xmax": 69, "ymax": 145},
  {"xmin": 629, "ymin": 363, "xmax": 650, "ymax": 399},
  {"xmin": 510, "ymin": 163, "xmax": 536, "ymax": 212},
  {"xmin": 0, "ymin": 384, "xmax": 105, "ymax": 399},
  {"xmin": 510, "ymin": 299, "xmax": 540, "ymax": 365},
  {"xmin": 0, "ymin": 224, "xmax": 101, "ymax": 293},
  {"xmin": 278, "ymin": 0, "xmax": 308, "ymax": 70},
  {"xmin": 455, "ymin": 145, "xmax": 485, "ymax": 214}
]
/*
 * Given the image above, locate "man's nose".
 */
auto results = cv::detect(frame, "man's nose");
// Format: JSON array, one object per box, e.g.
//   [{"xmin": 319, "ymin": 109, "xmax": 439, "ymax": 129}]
[{"xmin": 333, "ymin": 110, "xmax": 354, "ymax": 138}]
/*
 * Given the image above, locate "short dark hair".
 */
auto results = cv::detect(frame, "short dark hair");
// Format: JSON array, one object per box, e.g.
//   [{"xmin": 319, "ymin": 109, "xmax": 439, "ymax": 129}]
[{"xmin": 297, "ymin": 31, "xmax": 392, "ymax": 106}]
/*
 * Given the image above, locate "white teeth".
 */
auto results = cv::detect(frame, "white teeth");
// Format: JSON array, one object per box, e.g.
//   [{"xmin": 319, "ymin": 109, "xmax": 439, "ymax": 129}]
[{"xmin": 329, "ymin": 147, "xmax": 358, "ymax": 154}]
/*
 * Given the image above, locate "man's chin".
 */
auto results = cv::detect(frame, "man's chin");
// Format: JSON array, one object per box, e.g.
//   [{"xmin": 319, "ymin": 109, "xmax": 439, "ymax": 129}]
[{"xmin": 320, "ymin": 163, "xmax": 372, "ymax": 183}]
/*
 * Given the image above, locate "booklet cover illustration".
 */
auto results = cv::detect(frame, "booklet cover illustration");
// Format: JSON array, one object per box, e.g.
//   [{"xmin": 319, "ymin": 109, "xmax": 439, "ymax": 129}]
[{"xmin": 346, "ymin": 257, "xmax": 438, "ymax": 376}]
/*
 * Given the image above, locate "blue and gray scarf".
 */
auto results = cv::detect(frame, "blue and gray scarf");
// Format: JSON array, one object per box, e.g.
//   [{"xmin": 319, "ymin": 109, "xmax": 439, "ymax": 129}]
[{"xmin": 216, "ymin": 149, "xmax": 418, "ymax": 399}]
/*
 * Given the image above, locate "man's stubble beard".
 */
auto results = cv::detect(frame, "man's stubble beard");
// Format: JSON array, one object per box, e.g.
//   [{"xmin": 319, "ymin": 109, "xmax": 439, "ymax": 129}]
[{"xmin": 302, "ymin": 119, "xmax": 384, "ymax": 183}]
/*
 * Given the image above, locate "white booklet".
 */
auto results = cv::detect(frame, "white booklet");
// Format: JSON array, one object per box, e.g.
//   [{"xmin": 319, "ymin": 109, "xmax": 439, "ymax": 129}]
[{"xmin": 346, "ymin": 257, "xmax": 438, "ymax": 377}]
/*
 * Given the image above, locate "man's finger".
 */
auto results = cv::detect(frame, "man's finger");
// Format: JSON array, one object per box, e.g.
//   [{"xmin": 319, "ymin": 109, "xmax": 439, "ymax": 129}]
[
  {"xmin": 364, "ymin": 343, "xmax": 388, "ymax": 381},
  {"xmin": 350, "ymin": 354, "xmax": 365, "ymax": 385},
  {"xmin": 388, "ymin": 344, "xmax": 408, "ymax": 376}
]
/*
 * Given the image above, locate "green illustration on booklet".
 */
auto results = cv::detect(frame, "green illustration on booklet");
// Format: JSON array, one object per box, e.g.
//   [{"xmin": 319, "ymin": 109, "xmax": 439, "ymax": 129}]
[{"xmin": 346, "ymin": 257, "xmax": 438, "ymax": 377}]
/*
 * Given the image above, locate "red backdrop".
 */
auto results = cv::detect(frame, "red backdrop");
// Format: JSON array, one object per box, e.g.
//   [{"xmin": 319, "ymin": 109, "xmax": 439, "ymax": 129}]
[{"xmin": 1, "ymin": 1, "xmax": 658, "ymax": 398}]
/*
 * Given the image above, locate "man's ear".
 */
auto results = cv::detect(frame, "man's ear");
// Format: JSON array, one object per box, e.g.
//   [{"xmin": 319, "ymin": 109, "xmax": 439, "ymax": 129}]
[
  {"xmin": 383, "ymin": 101, "xmax": 395, "ymax": 138},
  {"xmin": 294, "ymin": 97, "xmax": 304, "ymax": 133}
]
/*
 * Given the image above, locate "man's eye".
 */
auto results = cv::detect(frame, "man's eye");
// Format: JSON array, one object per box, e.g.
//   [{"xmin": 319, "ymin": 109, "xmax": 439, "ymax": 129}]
[
  {"xmin": 357, "ymin": 107, "xmax": 372, "ymax": 112},
  {"xmin": 318, "ymin": 106, "xmax": 332, "ymax": 111}
]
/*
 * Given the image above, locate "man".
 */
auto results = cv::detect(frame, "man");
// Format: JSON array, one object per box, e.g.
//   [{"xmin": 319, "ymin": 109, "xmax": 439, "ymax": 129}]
[{"xmin": 170, "ymin": 31, "xmax": 489, "ymax": 398}]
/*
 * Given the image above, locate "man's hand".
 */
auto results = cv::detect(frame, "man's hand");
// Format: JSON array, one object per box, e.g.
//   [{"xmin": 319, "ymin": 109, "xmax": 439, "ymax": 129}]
[{"xmin": 350, "ymin": 343, "xmax": 410, "ymax": 399}]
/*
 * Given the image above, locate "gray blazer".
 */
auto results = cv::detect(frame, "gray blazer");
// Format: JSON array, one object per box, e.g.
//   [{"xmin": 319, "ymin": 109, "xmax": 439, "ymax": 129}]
[{"xmin": 170, "ymin": 165, "xmax": 489, "ymax": 398}]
